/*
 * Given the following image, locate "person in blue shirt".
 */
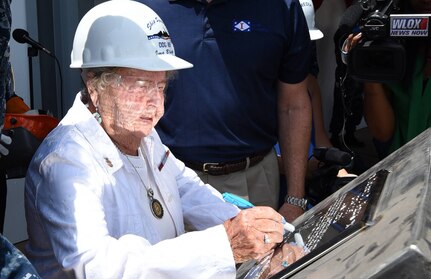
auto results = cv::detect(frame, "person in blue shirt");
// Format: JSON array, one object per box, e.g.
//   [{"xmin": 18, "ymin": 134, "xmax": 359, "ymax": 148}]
[
  {"xmin": 276, "ymin": 0, "xmax": 354, "ymax": 208},
  {"xmin": 139, "ymin": 0, "xmax": 312, "ymax": 222}
]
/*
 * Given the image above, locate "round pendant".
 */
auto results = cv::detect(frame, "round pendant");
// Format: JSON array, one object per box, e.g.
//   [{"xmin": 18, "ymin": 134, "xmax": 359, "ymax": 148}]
[{"xmin": 151, "ymin": 198, "xmax": 164, "ymax": 219}]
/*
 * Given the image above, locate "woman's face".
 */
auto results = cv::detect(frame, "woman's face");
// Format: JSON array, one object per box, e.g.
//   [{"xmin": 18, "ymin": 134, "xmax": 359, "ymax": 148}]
[
  {"xmin": 410, "ymin": 0, "xmax": 431, "ymax": 12},
  {"xmin": 94, "ymin": 68, "xmax": 166, "ymax": 141}
]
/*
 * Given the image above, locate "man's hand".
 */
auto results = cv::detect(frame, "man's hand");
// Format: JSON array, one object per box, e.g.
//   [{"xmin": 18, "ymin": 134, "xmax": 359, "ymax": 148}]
[
  {"xmin": 278, "ymin": 203, "xmax": 303, "ymax": 223},
  {"xmin": 0, "ymin": 133, "xmax": 12, "ymax": 157},
  {"xmin": 223, "ymin": 207, "xmax": 285, "ymax": 263}
]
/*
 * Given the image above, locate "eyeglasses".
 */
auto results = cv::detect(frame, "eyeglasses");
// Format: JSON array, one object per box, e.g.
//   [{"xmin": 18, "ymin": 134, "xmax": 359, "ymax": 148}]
[{"xmin": 107, "ymin": 73, "xmax": 167, "ymax": 95}]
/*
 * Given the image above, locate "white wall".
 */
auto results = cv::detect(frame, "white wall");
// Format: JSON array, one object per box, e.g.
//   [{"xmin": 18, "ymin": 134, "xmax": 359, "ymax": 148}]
[
  {"xmin": 9, "ymin": 0, "xmax": 31, "ymax": 106},
  {"xmin": 4, "ymin": 178, "xmax": 27, "ymax": 243}
]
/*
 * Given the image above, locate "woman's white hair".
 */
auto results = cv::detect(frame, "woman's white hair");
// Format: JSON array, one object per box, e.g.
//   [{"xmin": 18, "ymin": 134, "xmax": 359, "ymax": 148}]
[{"xmin": 80, "ymin": 67, "xmax": 117, "ymax": 105}]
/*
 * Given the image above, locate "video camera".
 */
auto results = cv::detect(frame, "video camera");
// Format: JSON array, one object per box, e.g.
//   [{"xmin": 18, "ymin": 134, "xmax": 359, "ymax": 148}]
[{"xmin": 348, "ymin": 0, "xmax": 430, "ymax": 82}]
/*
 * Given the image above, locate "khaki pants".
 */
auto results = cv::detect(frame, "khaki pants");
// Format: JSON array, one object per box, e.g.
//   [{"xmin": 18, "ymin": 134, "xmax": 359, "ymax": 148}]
[{"xmin": 196, "ymin": 149, "xmax": 280, "ymax": 209}]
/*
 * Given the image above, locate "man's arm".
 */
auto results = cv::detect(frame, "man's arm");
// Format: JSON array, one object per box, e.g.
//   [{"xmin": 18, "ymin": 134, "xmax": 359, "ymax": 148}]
[{"xmin": 277, "ymin": 79, "xmax": 312, "ymax": 222}]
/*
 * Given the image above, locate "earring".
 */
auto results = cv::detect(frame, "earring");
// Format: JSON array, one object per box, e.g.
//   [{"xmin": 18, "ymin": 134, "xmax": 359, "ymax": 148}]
[{"xmin": 93, "ymin": 107, "xmax": 102, "ymax": 124}]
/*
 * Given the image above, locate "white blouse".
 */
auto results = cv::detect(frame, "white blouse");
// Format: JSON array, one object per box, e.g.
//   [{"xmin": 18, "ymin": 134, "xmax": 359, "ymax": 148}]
[
  {"xmin": 122, "ymin": 150, "xmax": 176, "ymax": 240},
  {"xmin": 25, "ymin": 93, "xmax": 240, "ymax": 279}
]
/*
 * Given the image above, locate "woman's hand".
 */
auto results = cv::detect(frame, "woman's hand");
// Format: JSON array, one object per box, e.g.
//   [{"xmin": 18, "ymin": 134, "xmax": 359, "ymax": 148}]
[
  {"xmin": 223, "ymin": 207, "xmax": 285, "ymax": 263},
  {"xmin": 266, "ymin": 243, "xmax": 306, "ymax": 278}
]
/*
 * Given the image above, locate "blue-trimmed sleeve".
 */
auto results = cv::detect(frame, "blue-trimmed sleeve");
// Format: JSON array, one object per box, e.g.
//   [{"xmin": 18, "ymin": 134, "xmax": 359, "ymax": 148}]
[{"xmin": 279, "ymin": 0, "xmax": 311, "ymax": 84}]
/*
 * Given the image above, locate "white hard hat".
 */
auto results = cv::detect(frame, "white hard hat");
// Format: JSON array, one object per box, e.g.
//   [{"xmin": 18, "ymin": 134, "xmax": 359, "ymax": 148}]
[
  {"xmin": 299, "ymin": 0, "xmax": 324, "ymax": 41},
  {"xmin": 70, "ymin": 0, "xmax": 193, "ymax": 71}
]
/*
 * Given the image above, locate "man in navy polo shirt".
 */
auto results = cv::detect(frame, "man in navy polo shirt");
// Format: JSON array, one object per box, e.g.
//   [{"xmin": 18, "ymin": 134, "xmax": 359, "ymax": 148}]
[{"xmin": 139, "ymin": 0, "xmax": 312, "ymax": 222}]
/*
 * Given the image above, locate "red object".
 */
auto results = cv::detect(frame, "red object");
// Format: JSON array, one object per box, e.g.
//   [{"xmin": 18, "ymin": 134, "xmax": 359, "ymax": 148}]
[
  {"xmin": 4, "ymin": 113, "xmax": 59, "ymax": 140},
  {"xmin": 6, "ymin": 96, "xmax": 30, "ymax": 114}
]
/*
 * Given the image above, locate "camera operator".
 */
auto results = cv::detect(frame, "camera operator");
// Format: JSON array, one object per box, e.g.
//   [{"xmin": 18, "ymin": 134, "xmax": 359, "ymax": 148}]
[
  {"xmin": 342, "ymin": 0, "xmax": 431, "ymax": 159},
  {"xmin": 330, "ymin": 1, "xmax": 366, "ymax": 151}
]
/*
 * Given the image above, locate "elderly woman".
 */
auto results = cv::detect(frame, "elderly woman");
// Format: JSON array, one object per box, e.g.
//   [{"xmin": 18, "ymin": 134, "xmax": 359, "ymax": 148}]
[{"xmin": 24, "ymin": 1, "xmax": 302, "ymax": 278}]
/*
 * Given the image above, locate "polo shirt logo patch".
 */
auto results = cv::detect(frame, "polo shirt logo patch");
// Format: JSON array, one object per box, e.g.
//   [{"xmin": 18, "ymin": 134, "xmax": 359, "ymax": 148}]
[{"xmin": 233, "ymin": 20, "xmax": 251, "ymax": 32}]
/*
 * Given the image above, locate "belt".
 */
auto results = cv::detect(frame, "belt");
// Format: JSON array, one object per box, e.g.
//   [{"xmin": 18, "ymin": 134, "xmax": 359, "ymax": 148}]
[{"xmin": 184, "ymin": 150, "xmax": 270, "ymax": 176}]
